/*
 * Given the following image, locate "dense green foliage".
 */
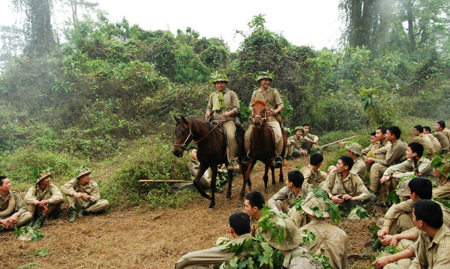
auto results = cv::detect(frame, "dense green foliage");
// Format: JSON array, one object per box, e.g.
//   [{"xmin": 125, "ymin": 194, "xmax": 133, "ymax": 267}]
[{"xmin": 0, "ymin": 5, "xmax": 449, "ymax": 205}]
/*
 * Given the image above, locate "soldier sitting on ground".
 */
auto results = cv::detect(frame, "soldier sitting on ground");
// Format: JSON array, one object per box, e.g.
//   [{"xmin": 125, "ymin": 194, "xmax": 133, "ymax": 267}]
[
  {"xmin": 61, "ymin": 168, "xmax": 110, "ymax": 223},
  {"xmin": 0, "ymin": 176, "xmax": 32, "ymax": 231},
  {"xmin": 412, "ymin": 125, "xmax": 435, "ymax": 157},
  {"xmin": 174, "ymin": 212, "xmax": 253, "ymax": 269},
  {"xmin": 299, "ymin": 193, "xmax": 348, "ymax": 269},
  {"xmin": 372, "ymin": 200, "xmax": 450, "ymax": 269},
  {"xmin": 302, "ymin": 123, "xmax": 320, "ymax": 154},
  {"xmin": 322, "ymin": 155, "xmax": 376, "ymax": 215},
  {"xmin": 243, "ymin": 191, "xmax": 265, "ymax": 235},
  {"xmin": 300, "ymin": 153, "xmax": 327, "ymax": 188},
  {"xmin": 346, "ymin": 142, "xmax": 367, "ymax": 178},
  {"xmin": 433, "ymin": 121, "xmax": 450, "ymax": 153},
  {"xmin": 423, "ymin": 125, "xmax": 442, "ymax": 154},
  {"xmin": 286, "ymin": 126, "xmax": 308, "ymax": 160},
  {"xmin": 431, "ymin": 155, "xmax": 450, "ymax": 199},
  {"xmin": 379, "ymin": 142, "xmax": 433, "ymax": 188},
  {"xmin": 24, "ymin": 171, "xmax": 64, "ymax": 229},
  {"xmin": 361, "ymin": 132, "xmax": 377, "ymax": 160}
]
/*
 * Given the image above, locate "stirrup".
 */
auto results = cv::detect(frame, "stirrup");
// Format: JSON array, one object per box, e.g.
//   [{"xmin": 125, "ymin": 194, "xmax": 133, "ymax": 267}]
[
  {"xmin": 242, "ymin": 155, "xmax": 250, "ymax": 164},
  {"xmin": 274, "ymin": 156, "xmax": 283, "ymax": 168}
]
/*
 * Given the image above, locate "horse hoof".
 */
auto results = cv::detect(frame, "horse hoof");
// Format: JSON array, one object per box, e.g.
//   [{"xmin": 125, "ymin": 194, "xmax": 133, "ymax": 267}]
[
  {"xmin": 226, "ymin": 197, "xmax": 231, "ymax": 201},
  {"xmin": 264, "ymin": 188, "xmax": 269, "ymax": 193},
  {"xmin": 208, "ymin": 207, "xmax": 215, "ymax": 211},
  {"xmin": 237, "ymin": 201, "xmax": 242, "ymax": 207},
  {"xmin": 248, "ymin": 186, "xmax": 252, "ymax": 191}
]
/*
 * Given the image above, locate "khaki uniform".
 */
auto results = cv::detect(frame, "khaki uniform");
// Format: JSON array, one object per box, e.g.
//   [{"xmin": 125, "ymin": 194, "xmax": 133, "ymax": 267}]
[
  {"xmin": 286, "ymin": 135, "xmax": 306, "ymax": 157},
  {"xmin": 24, "ymin": 184, "xmax": 64, "ymax": 218},
  {"xmin": 383, "ymin": 158, "xmax": 433, "ymax": 181},
  {"xmin": 425, "ymin": 133, "xmax": 442, "ymax": 154},
  {"xmin": 245, "ymin": 87, "xmax": 284, "ymax": 155},
  {"xmin": 370, "ymin": 139, "xmax": 407, "ymax": 192},
  {"xmin": 433, "ymin": 132, "xmax": 450, "ymax": 153},
  {"xmin": 188, "ymin": 159, "xmax": 211, "ymax": 189},
  {"xmin": 413, "ymin": 134, "xmax": 435, "ymax": 157},
  {"xmin": 322, "ymin": 170, "xmax": 376, "ymax": 211},
  {"xmin": 362, "ymin": 141, "xmax": 386, "ymax": 160},
  {"xmin": 206, "ymin": 88, "xmax": 240, "ymax": 162},
  {"xmin": 174, "ymin": 233, "xmax": 253, "ymax": 269},
  {"xmin": 299, "ymin": 219, "xmax": 348, "ymax": 269},
  {"xmin": 302, "ymin": 133, "xmax": 320, "ymax": 153},
  {"xmin": 383, "ymin": 199, "xmax": 450, "ymax": 235},
  {"xmin": 0, "ymin": 191, "xmax": 32, "ymax": 229},
  {"xmin": 385, "ymin": 226, "xmax": 450, "ymax": 269},
  {"xmin": 61, "ymin": 179, "xmax": 110, "ymax": 213},
  {"xmin": 351, "ymin": 157, "xmax": 367, "ymax": 178},
  {"xmin": 301, "ymin": 165, "xmax": 327, "ymax": 189},
  {"xmin": 433, "ymin": 178, "xmax": 450, "ymax": 199},
  {"xmin": 268, "ymin": 186, "xmax": 310, "ymax": 228},
  {"xmin": 373, "ymin": 140, "xmax": 391, "ymax": 160},
  {"xmin": 283, "ymin": 247, "xmax": 319, "ymax": 269},
  {"xmin": 442, "ymin": 128, "xmax": 450, "ymax": 141}
]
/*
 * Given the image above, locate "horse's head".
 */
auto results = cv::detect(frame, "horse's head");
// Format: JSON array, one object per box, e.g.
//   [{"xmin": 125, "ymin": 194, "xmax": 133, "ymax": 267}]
[
  {"xmin": 251, "ymin": 98, "xmax": 268, "ymax": 128},
  {"xmin": 173, "ymin": 115, "xmax": 193, "ymax": 157}
]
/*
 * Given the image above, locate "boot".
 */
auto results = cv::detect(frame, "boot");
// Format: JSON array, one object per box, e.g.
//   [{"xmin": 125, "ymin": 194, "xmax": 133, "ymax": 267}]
[
  {"xmin": 68, "ymin": 207, "xmax": 77, "ymax": 223},
  {"xmin": 348, "ymin": 238, "xmax": 382, "ymax": 260},
  {"xmin": 32, "ymin": 215, "xmax": 46, "ymax": 229},
  {"xmin": 80, "ymin": 209, "xmax": 89, "ymax": 217}
]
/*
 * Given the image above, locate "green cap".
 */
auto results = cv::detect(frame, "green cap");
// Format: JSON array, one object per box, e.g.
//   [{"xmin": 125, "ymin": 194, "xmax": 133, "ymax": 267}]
[
  {"xmin": 209, "ymin": 72, "xmax": 229, "ymax": 84},
  {"xmin": 395, "ymin": 178, "xmax": 411, "ymax": 197},
  {"xmin": 293, "ymin": 126, "xmax": 304, "ymax": 133},
  {"xmin": 254, "ymin": 70, "xmax": 274, "ymax": 82}
]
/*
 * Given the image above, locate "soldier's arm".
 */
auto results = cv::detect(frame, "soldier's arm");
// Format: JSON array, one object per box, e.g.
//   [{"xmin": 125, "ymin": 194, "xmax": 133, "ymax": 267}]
[
  {"xmin": 267, "ymin": 187, "xmax": 288, "ymax": 211},
  {"xmin": 378, "ymin": 142, "xmax": 406, "ymax": 167},
  {"xmin": 433, "ymin": 181, "xmax": 450, "ymax": 199},
  {"xmin": 384, "ymin": 160, "xmax": 410, "ymax": 178},
  {"xmin": 88, "ymin": 183, "xmax": 101, "ymax": 203},
  {"xmin": 321, "ymin": 172, "xmax": 334, "ymax": 198},
  {"xmin": 60, "ymin": 179, "xmax": 77, "ymax": 195},
  {"xmin": 248, "ymin": 91, "xmax": 256, "ymax": 109},
  {"xmin": 24, "ymin": 186, "xmax": 39, "ymax": 205},
  {"xmin": 230, "ymin": 91, "xmax": 239, "ymax": 115},
  {"xmin": 174, "ymin": 245, "xmax": 235, "ymax": 269},
  {"xmin": 383, "ymin": 199, "xmax": 414, "ymax": 227},
  {"xmin": 48, "ymin": 185, "xmax": 64, "ymax": 204},
  {"xmin": 13, "ymin": 192, "xmax": 28, "ymax": 214},
  {"xmin": 352, "ymin": 175, "xmax": 371, "ymax": 201},
  {"xmin": 272, "ymin": 89, "xmax": 283, "ymax": 113}
]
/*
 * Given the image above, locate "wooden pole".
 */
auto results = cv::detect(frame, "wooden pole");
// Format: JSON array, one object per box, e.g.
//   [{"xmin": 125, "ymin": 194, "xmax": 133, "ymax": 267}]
[
  {"xmin": 320, "ymin": 135, "xmax": 357, "ymax": 149},
  {"xmin": 138, "ymin": 180, "xmax": 192, "ymax": 183}
]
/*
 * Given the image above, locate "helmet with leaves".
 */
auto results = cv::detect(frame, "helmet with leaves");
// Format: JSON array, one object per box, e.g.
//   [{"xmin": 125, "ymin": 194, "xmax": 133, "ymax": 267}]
[
  {"xmin": 209, "ymin": 71, "xmax": 229, "ymax": 84},
  {"xmin": 254, "ymin": 70, "xmax": 274, "ymax": 82},
  {"xmin": 36, "ymin": 170, "xmax": 52, "ymax": 184},
  {"xmin": 431, "ymin": 155, "xmax": 450, "ymax": 178}
]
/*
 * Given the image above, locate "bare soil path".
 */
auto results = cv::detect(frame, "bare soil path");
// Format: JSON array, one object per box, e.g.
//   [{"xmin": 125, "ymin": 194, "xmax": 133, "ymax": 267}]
[{"xmin": 1, "ymin": 159, "xmax": 378, "ymax": 269}]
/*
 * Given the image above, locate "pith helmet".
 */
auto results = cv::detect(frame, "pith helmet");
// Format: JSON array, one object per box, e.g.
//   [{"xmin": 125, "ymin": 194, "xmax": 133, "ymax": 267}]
[
  {"xmin": 301, "ymin": 193, "xmax": 330, "ymax": 219},
  {"xmin": 346, "ymin": 142, "xmax": 363, "ymax": 156},
  {"xmin": 36, "ymin": 171, "xmax": 52, "ymax": 184},
  {"xmin": 209, "ymin": 72, "xmax": 229, "ymax": 84},
  {"xmin": 76, "ymin": 168, "xmax": 92, "ymax": 179},
  {"xmin": 395, "ymin": 178, "xmax": 411, "ymax": 197},
  {"xmin": 261, "ymin": 216, "xmax": 302, "ymax": 251},
  {"xmin": 431, "ymin": 156, "xmax": 450, "ymax": 178},
  {"xmin": 254, "ymin": 70, "xmax": 274, "ymax": 82}
]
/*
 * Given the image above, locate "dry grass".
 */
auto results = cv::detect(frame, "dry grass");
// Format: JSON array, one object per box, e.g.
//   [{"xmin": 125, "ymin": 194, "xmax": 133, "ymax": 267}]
[{"xmin": 0, "ymin": 156, "xmax": 384, "ymax": 269}]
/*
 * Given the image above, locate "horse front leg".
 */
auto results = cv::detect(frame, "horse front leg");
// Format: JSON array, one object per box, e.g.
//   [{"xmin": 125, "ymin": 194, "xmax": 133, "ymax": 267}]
[
  {"xmin": 193, "ymin": 164, "xmax": 211, "ymax": 200},
  {"xmin": 238, "ymin": 159, "xmax": 255, "ymax": 207},
  {"xmin": 263, "ymin": 161, "xmax": 270, "ymax": 191},
  {"xmin": 208, "ymin": 166, "xmax": 218, "ymax": 209}
]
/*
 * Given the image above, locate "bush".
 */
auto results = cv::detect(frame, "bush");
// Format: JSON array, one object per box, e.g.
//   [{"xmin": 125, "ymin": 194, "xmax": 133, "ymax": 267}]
[{"xmin": 101, "ymin": 137, "xmax": 194, "ymax": 207}]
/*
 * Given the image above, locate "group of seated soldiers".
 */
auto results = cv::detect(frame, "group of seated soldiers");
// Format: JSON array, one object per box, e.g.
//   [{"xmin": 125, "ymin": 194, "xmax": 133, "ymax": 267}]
[
  {"xmin": 175, "ymin": 121, "xmax": 450, "ymax": 268},
  {"xmin": 0, "ymin": 167, "xmax": 109, "ymax": 231}
]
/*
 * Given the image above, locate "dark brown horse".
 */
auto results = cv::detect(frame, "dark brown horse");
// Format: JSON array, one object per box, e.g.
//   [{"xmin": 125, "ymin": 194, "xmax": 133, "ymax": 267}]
[
  {"xmin": 239, "ymin": 98, "xmax": 287, "ymax": 204},
  {"xmin": 172, "ymin": 116, "xmax": 246, "ymax": 209}
]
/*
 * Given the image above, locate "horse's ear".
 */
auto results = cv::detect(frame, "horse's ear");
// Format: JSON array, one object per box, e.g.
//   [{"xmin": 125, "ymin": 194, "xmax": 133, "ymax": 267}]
[
  {"xmin": 180, "ymin": 116, "xmax": 188, "ymax": 124},
  {"xmin": 173, "ymin": 115, "xmax": 179, "ymax": 122}
]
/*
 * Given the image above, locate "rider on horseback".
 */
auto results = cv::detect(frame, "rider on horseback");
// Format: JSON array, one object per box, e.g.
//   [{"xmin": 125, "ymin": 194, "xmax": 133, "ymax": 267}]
[
  {"xmin": 243, "ymin": 71, "xmax": 284, "ymax": 168},
  {"xmin": 205, "ymin": 72, "xmax": 240, "ymax": 169}
]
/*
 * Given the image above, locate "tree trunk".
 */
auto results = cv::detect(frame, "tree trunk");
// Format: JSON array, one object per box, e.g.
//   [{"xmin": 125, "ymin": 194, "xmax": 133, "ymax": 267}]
[
  {"xmin": 24, "ymin": 0, "xmax": 56, "ymax": 57},
  {"xmin": 405, "ymin": 0, "xmax": 416, "ymax": 53}
]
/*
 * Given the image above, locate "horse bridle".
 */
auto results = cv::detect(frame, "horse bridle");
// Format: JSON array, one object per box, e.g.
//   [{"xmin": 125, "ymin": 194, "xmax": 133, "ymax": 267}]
[
  {"xmin": 173, "ymin": 120, "xmax": 223, "ymax": 150},
  {"xmin": 250, "ymin": 109, "xmax": 268, "ymax": 123}
]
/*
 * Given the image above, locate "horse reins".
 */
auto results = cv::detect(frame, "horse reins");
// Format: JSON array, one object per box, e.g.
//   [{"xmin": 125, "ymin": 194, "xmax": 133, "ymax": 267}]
[
  {"xmin": 174, "ymin": 120, "xmax": 223, "ymax": 150},
  {"xmin": 250, "ymin": 109, "xmax": 268, "ymax": 123}
]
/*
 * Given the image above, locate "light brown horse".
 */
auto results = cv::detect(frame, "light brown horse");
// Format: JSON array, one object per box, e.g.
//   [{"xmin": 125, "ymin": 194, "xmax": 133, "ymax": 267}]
[{"xmin": 239, "ymin": 98, "xmax": 287, "ymax": 204}]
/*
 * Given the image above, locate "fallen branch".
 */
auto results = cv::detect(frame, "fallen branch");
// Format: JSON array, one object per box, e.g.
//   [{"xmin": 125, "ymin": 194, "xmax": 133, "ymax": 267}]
[
  {"xmin": 320, "ymin": 135, "xmax": 357, "ymax": 149},
  {"xmin": 138, "ymin": 180, "xmax": 192, "ymax": 183}
]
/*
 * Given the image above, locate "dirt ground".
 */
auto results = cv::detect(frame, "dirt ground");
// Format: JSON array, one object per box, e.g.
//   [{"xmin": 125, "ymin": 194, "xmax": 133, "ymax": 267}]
[{"xmin": 1, "ymin": 158, "xmax": 381, "ymax": 269}]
